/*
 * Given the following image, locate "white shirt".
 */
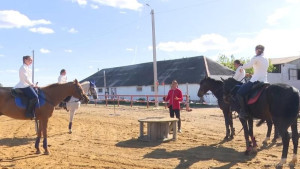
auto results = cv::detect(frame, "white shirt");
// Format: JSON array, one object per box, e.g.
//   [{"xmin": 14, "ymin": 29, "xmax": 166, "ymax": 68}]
[
  {"xmin": 58, "ymin": 75, "xmax": 67, "ymax": 83},
  {"xmin": 242, "ymin": 54, "xmax": 269, "ymax": 82},
  {"xmin": 15, "ymin": 64, "xmax": 33, "ymax": 88},
  {"xmin": 233, "ymin": 66, "xmax": 245, "ymax": 82}
]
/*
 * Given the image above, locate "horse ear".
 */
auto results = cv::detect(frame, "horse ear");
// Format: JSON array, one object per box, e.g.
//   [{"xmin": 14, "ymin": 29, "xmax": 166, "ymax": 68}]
[
  {"xmin": 74, "ymin": 79, "xmax": 78, "ymax": 84},
  {"xmin": 220, "ymin": 77, "xmax": 225, "ymax": 82}
]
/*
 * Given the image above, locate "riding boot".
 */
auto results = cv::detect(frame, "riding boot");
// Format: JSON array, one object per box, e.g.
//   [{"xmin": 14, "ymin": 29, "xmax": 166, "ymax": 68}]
[
  {"xmin": 237, "ymin": 94, "xmax": 248, "ymax": 120},
  {"xmin": 25, "ymin": 98, "xmax": 38, "ymax": 119}
]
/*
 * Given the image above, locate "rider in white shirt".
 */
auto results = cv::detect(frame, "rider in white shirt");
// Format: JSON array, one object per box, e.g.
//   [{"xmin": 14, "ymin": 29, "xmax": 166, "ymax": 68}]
[
  {"xmin": 15, "ymin": 55, "xmax": 38, "ymax": 118},
  {"xmin": 233, "ymin": 60, "xmax": 245, "ymax": 82},
  {"xmin": 58, "ymin": 69, "xmax": 67, "ymax": 83},
  {"xmin": 58, "ymin": 69, "xmax": 70, "ymax": 110},
  {"xmin": 237, "ymin": 45, "xmax": 269, "ymax": 119}
]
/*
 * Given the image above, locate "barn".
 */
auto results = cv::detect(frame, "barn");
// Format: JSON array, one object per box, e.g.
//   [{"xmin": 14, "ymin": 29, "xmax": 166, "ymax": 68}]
[{"xmin": 81, "ymin": 56, "xmax": 234, "ymax": 105}]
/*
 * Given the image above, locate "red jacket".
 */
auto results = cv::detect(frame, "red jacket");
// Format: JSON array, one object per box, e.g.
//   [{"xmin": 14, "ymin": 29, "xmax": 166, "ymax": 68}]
[{"xmin": 165, "ymin": 88, "xmax": 183, "ymax": 110}]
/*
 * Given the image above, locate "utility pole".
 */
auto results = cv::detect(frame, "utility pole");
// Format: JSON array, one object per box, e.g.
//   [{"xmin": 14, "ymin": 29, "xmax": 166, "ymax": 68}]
[
  {"xmin": 150, "ymin": 7, "xmax": 159, "ymax": 107},
  {"xmin": 32, "ymin": 50, "xmax": 35, "ymax": 83}
]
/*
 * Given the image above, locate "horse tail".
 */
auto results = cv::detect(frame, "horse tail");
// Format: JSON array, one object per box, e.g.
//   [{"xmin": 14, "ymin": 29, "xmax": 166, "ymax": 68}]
[{"xmin": 256, "ymin": 119, "xmax": 265, "ymax": 127}]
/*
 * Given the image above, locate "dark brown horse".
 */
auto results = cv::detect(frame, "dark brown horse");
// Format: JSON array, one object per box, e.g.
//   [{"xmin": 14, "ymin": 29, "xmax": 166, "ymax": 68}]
[
  {"xmin": 0, "ymin": 80, "xmax": 89, "ymax": 154},
  {"xmin": 222, "ymin": 77, "xmax": 299, "ymax": 167},
  {"xmin": 198, "ymin": 76, "xmax": 278, "ymax": 143}
]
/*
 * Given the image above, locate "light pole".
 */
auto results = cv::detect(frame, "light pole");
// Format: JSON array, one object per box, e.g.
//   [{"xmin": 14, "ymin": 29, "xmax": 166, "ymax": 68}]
[{"xmin": 147, "ymin": 4, "xmax": 159, "ymax": 107}]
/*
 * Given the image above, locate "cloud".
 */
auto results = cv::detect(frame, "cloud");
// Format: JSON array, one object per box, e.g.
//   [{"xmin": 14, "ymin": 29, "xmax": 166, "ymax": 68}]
[
  {"xmin": 267, "ymin": 7, "xmax": 290, "ymax": 25},
  {"xmin": 64, "ymin": 49, "xmax": 73, "ymax": 53},
  {"xmin": 68, "ymin": 28, "xmax": 78, "ymax": 33},
  {"xmin": 156, "ymin": 28, "xmax": 300, "ymax": 59},
  {"xmin": 156, "ymin": 34, "xmax": 232, "ymax": 53},
  {"xmin": 126, "ymin": 48, "xmax": 134, "ymax": 51},
  {"xmin": 0, "ymin": 54, "xmax": 5, "ymax": 58},
  {"xmin": 29, "ymin": 27, "xmax": 54, "ymax": 34},
  {"xmin": 72, "ymin": 0, "xmax": 87, "ymax": 6},
  {"xmin": 40, "ymin": 48, "xmax": 51, "ymax": 54},
  {"xmin": 6, "ymin": 69, "xmax": 18, "ymax": 73},
  {"xmin": 72, "ymin": 0, "xmax": 142, "ymax": 10},
  {"xmin": 286, "ymin": 0, "xmax": 300, "ymax": 3},
  {"xmin": 0, "ymin": 10, "xmax": 51, "ymax": 29},
  {"xmin": 88, "ymin": 65, "xmax": 94, "ymax": 69},
  {"xmin": 90, "ymin": 4, "xmax": 99, "ymax": 9},
  {"xmin": 120, "ymin": 11, "xmax": 127, "ymax": 14}
]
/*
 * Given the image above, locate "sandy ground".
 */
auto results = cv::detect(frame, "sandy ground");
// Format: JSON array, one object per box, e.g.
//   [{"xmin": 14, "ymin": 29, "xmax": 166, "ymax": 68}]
[{"xmin": 0, "ymin": 104, "xmax": 298, "ymax": 169}]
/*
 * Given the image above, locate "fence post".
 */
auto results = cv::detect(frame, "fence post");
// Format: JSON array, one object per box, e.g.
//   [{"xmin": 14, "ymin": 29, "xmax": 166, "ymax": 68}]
[
  {"xmin": 117, "ymin": 96, "xmax": 120, "ymax": 107},
  {"xmin": 146, "ymin": 96, "xmax": 149, "ymax": 108},
  {"xmin": 105, "ymin": 95, "xmax": 108, "ymax": 106},
  {"xmin": 131, "ymin": 96, "xmax": 133, "ymax": 107}
]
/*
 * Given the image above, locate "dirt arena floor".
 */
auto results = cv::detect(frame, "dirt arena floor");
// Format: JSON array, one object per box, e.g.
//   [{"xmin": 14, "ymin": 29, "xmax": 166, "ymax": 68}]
[{"xmin": 0, "ymin": 104, "xmax": 298, "ymax": 169}]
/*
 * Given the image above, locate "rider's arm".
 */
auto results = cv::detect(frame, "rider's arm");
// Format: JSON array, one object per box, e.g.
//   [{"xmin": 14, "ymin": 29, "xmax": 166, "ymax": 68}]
[{"xmin": 242, "ymin": 57, "xmax": 256, "ymax": 69}]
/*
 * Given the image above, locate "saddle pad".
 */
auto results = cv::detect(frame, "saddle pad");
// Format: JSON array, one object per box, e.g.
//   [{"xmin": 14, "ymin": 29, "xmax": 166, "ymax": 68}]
[
  {"xmin": 247, "ymin": 88, "xmax": 264, "ymax": 105},
  {"xmin": 15, "ymin": 90, "xmax": 46, "ymax": 109}
]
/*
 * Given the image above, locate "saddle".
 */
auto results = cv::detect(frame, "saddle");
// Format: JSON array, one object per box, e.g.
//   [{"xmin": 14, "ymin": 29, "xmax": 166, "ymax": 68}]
[
  {"xmin": 11, "ymin": 88, "xmax": 46, "ymax": 109},
  {"xmin": 246, "ymin": 82, "xmax": 270, "ymax": 105}
]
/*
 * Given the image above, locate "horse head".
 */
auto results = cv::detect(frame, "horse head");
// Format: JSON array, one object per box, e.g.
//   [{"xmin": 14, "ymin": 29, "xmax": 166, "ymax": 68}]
[
  {"xmin": 89, "ymin": 80, "xmax": 98, "ymax": 99},
  {"xmin": 73, "ymin": 79, "xmax": 89, "ymax": 104}
]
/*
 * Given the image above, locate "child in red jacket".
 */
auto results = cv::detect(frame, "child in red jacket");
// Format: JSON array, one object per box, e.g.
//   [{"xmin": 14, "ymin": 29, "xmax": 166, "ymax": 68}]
[{"xmin": 164, "ymin": 80, "xmax": 183, "ymax": 133}]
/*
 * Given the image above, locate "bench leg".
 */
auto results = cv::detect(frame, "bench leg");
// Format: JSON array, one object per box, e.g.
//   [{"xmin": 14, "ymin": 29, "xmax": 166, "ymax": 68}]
[
  {"xmin": 172, "ymin": 121, "xmax": 177, "ymax": 140},
  {"xmin": 139, "ymin": 122, "xmax": 144, "ymax": 140}
]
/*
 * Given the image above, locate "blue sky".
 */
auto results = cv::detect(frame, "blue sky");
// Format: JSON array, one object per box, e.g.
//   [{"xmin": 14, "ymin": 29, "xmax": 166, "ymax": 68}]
[{"xmin": 1, "ymin": 0, "xmax": 300, "ymax": 86}]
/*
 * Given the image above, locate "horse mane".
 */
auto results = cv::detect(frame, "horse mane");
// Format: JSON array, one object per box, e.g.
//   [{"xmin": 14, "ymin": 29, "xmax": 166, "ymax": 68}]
[
  {"xmin": 205, "ymin": 77, "xmax": 223, "ymax": 86},
  {"xmin": 81, "ymin": 81, "xmax": 90, "ymax": 86}
]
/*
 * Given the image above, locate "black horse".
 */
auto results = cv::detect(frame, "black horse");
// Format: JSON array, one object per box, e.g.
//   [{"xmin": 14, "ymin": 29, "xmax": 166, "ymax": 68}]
[
  {"xmin": 198, "ymin": 76, "xmax": 277, "ymax": 143},
  {"xmin": 222, "ymin": 77, "xmax": 299, "ymax": 167}
]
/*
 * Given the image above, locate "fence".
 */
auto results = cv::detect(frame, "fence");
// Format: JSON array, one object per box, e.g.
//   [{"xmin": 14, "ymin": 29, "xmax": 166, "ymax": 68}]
[{"xmin": 93, "ymin": 94, "xmax": 192, "ymax": 111}]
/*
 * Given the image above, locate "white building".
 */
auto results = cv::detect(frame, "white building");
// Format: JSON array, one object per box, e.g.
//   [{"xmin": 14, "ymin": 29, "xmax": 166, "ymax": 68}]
[
  {"xmin": 82, "ymin": 56, "xmax": 234, "ymax": 105},
  {"xmin": 268, "ymin": 56, "xmax": 300, "ymax": 90}
]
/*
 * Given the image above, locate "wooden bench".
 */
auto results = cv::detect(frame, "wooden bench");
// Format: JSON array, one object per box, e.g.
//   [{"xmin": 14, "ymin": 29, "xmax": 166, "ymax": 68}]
[{"xmin": 138, "ymin": 117, "xmax": 178, "ymax": 142}]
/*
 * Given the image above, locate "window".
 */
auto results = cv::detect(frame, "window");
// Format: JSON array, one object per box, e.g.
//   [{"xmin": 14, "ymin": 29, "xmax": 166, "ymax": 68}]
[
  {"xmin": 98, "ymin": 88, "xmax": 103, "ymax": 93},
  {"xmin": 298, "ymin": 70, "xmax": 300, "ymax": 80},
  {"xmin": 289, "ymin": 69, "xmax": 299, "ymax": 80},
  {"xmin": 136, "ymin": 86, "xmax": 142, "ymax": 92},
  {"xmin": 272, "ymin": 64, "xmax": 281, "ymax": 73}
]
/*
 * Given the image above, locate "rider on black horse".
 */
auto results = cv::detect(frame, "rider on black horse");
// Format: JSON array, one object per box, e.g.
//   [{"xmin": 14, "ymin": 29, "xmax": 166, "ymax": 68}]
[{"xmin": 237, "ymin": 45, "xmax": 269, "ymax": 119}]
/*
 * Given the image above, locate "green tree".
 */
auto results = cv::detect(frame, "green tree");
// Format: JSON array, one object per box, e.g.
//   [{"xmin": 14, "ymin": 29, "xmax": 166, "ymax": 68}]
[{"xmin": 217, "ymin": 54, "xmax": 275, "ymax": 74}]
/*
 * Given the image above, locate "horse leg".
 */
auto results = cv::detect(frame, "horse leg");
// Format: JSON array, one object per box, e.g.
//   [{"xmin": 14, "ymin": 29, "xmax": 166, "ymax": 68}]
[
  {"xmin": 263, "ymin": 120, "xmax": 272, "ymax": 144},
  {"xmin": 229, "ymin": 111, "xmax": 235, "ymax": 139},
  {"xmin": 239, "ymin": 118, "xmax": 250, "ymax": 155},
  {"xmin": 289, "ymin": 120, "xmax": 298, "ymax": 166},
  {"xmin": 277, "ymin": 127, "xmax": 290, "ymax": 167},
  {"xmin": 35, "ymin": 120, "xmax": 42, "ymax": 154},
  {"xmin": 42, "ymin": 118, "xmax": 50, "ymax": 155},
  {"xmin": 223, "ymin": 110, "xmax": 230, "ymax": 140},
  {"xmin": 248, "ymin": 118, "xmax": 257, "ymax": 152},
  {"xmin": 69, "ymin": 108, "xmax": 76, "ymax": 134}
]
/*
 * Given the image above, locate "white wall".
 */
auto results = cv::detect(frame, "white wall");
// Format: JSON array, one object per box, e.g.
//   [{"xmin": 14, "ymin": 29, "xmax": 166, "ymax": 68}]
[
  {"xmin": 268, "ymin": 63, "xmax": 300, "ymax": 90},
  {"xmin": 96, "ymin": 83, "xmax": 218, "ymax": 105}
]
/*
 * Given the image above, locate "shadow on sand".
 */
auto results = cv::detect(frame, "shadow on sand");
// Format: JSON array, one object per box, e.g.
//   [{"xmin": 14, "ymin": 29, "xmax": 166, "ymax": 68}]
[
  {"xmin": 116, "ymin": 138, "xmax": 164, "ymax": 148},
  {"xmin": 0, "ymin": 137, "xmax": 35, "ymax": 147},
  {"xmin": 144, "ymin": 144, "xmax": 257, "ymax": 169}
]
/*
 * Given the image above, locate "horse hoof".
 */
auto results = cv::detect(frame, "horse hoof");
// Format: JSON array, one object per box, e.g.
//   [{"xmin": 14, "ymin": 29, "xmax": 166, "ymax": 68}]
[
  {"xmin": 289, "ymin": 155, "xmax": 297, "ymax": 167},
  {"xmin": 44, "ymin": 151, "xmax": 50, "ymax": 155},
  {"xmin": 69, "ymin": 130, "xmax": 72, "ymax": 134},
  {"xmin": 36, "ymin": 150, "xmax": 41, "ymax": 154}
]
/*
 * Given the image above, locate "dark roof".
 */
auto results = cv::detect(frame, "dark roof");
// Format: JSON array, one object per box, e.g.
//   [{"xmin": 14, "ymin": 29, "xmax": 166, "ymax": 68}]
[{"xmin": 81, "ymin": 56, "xmax": 234, "ymax": 87}]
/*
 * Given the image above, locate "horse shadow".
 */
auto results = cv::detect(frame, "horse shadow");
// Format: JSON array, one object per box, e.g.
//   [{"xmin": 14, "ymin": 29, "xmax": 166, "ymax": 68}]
[
  {"xmin": 0, "ymin": 137, "xmax": 35, "ymax": 147},
  {"xmin": 116, "ymin": 138, "xmax": 164, "ymax": 148},
  {"xmin": 144, "ymin": 144, "xmax": 257, "ymax": 169}
]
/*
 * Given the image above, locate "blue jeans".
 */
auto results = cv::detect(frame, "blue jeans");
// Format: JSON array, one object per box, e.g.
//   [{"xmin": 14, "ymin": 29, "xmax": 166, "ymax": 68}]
[
  {"xmin": 19, "ymin": 86, "xmax": 38, "ymax": 100},
  {"xmin": 237, "ymin": 81, "xmax": 253, "ymax": 96}
]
